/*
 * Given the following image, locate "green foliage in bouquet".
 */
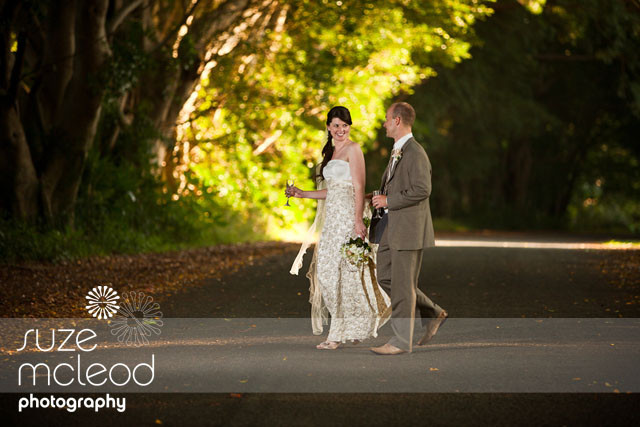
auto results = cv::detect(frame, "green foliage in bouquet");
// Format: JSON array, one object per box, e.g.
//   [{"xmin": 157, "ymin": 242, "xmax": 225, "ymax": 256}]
[{"xmin": 340, "ymin": 237, "xmax": 373, "ymax": 267}]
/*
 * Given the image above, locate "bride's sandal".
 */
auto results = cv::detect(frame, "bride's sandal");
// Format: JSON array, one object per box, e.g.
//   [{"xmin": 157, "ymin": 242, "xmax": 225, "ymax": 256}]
[{"xmin": 316, "ymin": 341, "xmax": 341, "ymax": 350}]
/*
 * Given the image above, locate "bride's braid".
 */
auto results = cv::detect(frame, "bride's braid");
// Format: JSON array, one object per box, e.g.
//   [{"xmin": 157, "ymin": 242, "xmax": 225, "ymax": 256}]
[{"xmin": 318, "ymin": 131, "xmax": 334, "ymax": 181}]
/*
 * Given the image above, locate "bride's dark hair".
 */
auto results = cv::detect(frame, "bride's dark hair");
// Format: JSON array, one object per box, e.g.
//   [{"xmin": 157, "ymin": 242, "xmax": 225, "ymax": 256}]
[{"xmin": 318, "ymin": 106, "xmax": 352, "ymax": 180}]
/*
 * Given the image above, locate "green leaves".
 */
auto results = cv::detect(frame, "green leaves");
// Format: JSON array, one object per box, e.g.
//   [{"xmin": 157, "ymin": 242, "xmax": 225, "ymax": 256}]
[{"xmin": 176, "ymin": 0, "xmax": 488, "ymax": 237}]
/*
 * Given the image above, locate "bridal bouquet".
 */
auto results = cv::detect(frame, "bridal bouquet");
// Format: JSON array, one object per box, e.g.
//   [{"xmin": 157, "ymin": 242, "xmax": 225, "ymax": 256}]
[{"xmin": 340, "ymin": 237, "xmax": 373, "ymax": 267}]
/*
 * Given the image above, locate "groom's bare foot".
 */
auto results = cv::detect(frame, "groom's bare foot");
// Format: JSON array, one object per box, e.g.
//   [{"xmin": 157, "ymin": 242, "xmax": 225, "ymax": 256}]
[{"xmin": 316, "ymin": 341, "xmax": 341, "ymax": 350}]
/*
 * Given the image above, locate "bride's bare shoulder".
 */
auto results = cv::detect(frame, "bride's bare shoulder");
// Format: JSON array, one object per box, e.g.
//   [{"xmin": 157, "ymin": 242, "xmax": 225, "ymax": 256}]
[{"xmin": 346, "ymin": 141, "xmax": 363, "ymax": 155}]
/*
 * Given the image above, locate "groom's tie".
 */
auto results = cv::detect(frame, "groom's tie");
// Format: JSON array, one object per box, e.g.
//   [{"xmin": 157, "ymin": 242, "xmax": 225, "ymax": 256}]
[{"xmin": 381, "ymin": 148, "xmax": 402, "ymax": 195}]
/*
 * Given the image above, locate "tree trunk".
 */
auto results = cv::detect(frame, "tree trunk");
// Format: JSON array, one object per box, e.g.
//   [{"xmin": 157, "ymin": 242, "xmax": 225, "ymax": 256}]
[
  {"xmin": 503, "ymin": 138, "xmax": 532, "ymax": 209},
  {"xmin": 38, "ymin": 0, "xmax": 111, "ymax": 225},
  {"xmin": 0, "ymin": 104, "xmax": 39, "ymax": 219},
  {"xmin": 141, "ymin": 0, "xmax": 260, "ymax": 168},
  {"xmin": 0, "ymin": 2, "xmax": 39, "ymax": 220}
]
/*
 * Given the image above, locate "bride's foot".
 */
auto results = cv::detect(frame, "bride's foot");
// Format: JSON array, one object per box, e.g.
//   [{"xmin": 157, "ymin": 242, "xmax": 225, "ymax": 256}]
[
  {"xmin": 352, "ymin": 340, "xmax": 361, "ymax": 345},
  {"xmin": 316, "ymin": 341, "xmax": 341, "ymax": 350}
]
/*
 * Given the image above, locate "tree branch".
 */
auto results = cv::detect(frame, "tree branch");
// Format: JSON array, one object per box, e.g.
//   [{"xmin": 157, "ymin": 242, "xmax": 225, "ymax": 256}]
[
  {"xmin": 152, "ymin": 0, "xmax": 202, "ymax": 52},
  {"xmin": 535, "ymin": 54, "xmax": 597, "ymax": 62},
  {"xmin": 253, "ymin": 129, "xmax": 282, "ymax": 155},
  {"xmin": 628, "ymin": 0, "xmax": 640, "ymax": 12},
  {"xmin": 27, "ymin": 6, "xmax": 46, "ymax": 47},
  {"xmin": 0, "ymin": 0, "xmax": 20, "ymax": 91},
  {"xmin": 189, "ymin": 0, "xmax": 254, "ymax": 53},
  {"xmin": 108, "ymin": 0, "xmax": 145, "ymax": 34},
  {"xmin": 7, "ymin": 31, "xmax": 26, "ymax": 105},
  {"xmin": 116, "ymin": 92, "xmax": 133, "ymax": 127}
]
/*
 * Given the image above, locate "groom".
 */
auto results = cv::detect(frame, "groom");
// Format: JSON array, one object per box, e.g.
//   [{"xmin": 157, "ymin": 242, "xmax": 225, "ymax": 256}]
[{"xmin": 370, "ymin": 102, "xmax": 448, "ymax": 355}]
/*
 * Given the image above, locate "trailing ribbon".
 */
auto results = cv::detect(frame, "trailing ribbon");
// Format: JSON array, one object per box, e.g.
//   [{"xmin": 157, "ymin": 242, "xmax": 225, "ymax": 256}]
[{"xmin": 360, "ymin": 255, "xmax": 392, "ymax": 323}]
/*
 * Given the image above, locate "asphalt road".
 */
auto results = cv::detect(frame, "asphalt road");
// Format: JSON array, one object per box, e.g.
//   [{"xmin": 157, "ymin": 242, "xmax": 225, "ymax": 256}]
[{"xmin": 3, "ymin": 235, "xmax": 640, "ymax": 426}]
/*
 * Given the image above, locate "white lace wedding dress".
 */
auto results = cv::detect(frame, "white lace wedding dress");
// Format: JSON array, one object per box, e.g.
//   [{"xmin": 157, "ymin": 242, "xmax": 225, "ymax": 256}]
[{"xmin": 315, "ymin": 159, "xmax": 391, "ymax": 342}]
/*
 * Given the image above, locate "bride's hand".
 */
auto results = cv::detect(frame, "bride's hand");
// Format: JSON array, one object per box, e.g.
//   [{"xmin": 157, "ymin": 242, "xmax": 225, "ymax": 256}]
[
  {"xmin": 285, "ymin": 186, "xmax": 304, "ymax": 198},
  {"xmin": 354, "ymin": 219, "xmax": 367, "ymax": 240}
]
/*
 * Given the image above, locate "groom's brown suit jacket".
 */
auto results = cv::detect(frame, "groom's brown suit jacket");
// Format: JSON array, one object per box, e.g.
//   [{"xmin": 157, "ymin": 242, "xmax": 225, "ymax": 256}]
[{"xmin": 381, "ymin": 137, "xmax": 435, "ymax": 250}]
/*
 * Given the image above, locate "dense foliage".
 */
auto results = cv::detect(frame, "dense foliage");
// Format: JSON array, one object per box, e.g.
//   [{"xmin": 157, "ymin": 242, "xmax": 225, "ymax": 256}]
[{"xmin": 402, "ymin": 0, "xmax": 640, "ymax": 232}]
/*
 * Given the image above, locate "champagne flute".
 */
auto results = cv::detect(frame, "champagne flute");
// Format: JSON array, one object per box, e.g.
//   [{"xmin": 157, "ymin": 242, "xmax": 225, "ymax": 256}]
[
  {"xmin": 285, "ymin": 179, "xmax": 295, "ymax": 206},
  {"xmin": 372, "ymin": 190, "xmax": 383, "ymax": 219}
]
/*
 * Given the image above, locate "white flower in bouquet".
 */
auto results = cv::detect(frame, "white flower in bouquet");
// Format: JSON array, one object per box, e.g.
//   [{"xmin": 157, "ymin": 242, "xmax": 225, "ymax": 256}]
[{"xmin": 340, "ymin": 237, "xmax": 373, "ymax": 267}]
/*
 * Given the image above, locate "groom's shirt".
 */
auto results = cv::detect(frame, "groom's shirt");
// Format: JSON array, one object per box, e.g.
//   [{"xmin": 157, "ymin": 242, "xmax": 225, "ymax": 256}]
[
  {"xmin": 393, "ymin": 132, "xmax": 413, "ymax": 152},
  {"xmin": 384, "ymin": 132, "xmax": 413, "ymax": 213}
]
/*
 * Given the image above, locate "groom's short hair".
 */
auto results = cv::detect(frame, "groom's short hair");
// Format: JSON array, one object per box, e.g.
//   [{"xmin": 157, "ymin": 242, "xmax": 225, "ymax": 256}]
[{"xmin": 390, "ymin": 102, "xmax": 416, "ymax": 127}]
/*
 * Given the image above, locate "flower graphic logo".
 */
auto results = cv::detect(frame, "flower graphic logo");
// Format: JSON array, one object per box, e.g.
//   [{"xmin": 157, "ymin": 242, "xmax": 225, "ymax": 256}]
[
  {"xmin": 109, "ymin": 291, "xmax": 163, "ymax": 347},
  {"xmin": 85, "ymin": 286, "xmax": 120, "ymax": 319}
]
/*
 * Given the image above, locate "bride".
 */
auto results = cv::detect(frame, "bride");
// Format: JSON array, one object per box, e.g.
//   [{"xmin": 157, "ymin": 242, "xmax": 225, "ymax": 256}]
[{"xmin": 287, "ymin": 106, "xmax": 390, "ymax": 350}]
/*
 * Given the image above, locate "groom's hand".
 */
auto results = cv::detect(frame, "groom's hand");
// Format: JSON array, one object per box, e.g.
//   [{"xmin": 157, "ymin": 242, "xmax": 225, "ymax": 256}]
[{"xmin": 372, "ymin": 195, "xmax": 388, "ymax": 209}]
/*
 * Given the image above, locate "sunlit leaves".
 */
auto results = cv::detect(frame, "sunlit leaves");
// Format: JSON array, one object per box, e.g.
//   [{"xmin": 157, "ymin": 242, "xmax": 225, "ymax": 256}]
[{"xmin": 176, "ymin": 0, "xmax": 490, "ymax": 237}]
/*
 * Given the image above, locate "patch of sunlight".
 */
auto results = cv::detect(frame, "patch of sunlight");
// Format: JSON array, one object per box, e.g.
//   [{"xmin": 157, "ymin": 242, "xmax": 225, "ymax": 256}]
[
  {"xmin": 604, "ymin": 240, "xmax": 640, "ymax": 249},
  {"xmin": 518, "ymin": 0, "xmax": 546, "ymax": 14},
  {"xmin": 266, "ymin": 219, "xmax": 310, "ymax": 243},
  {"xmin": 436, "ymin": 240, "xmax": 639, "ymax": 250},
  {"xmin": 433, "ymin": 218, "xmax": 470, "ymax": 232},
  {"xmin": 10, "ymin": 32, "xmax": 17, "ymax": 52}
]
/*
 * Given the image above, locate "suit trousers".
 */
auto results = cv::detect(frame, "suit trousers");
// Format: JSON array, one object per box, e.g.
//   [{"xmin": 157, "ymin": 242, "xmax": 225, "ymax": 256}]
[{"xmin": 376, "ymin": 221, "xmax": 442, "ymax": 351}]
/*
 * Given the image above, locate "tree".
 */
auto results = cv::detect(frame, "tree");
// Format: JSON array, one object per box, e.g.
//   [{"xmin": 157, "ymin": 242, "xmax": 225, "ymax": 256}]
[
  {"xmin": 406, "ymin": 0, "xmax": 640, "ymax": 230},
  {"xmin": 0, "ymin": 0, "xmax": 284, "ymax": 226}
]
